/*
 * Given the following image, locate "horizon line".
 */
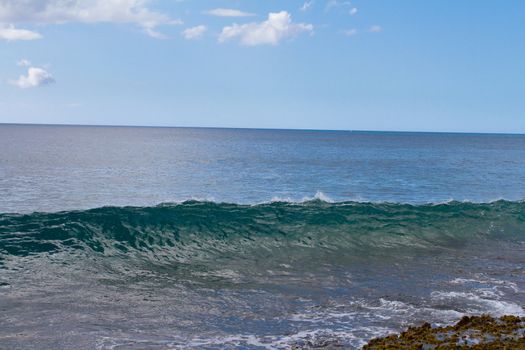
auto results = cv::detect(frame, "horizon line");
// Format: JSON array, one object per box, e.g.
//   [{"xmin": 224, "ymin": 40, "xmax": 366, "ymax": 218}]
[{"xmin": 0, "ymin": 122, "xmax": 524, "ymax": 136}]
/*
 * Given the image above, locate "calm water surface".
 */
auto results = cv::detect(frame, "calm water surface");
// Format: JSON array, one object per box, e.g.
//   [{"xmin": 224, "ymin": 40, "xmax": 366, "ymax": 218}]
[{"xmin": 1, "ymin": 124, "xmax": 524, "ymax": 212}]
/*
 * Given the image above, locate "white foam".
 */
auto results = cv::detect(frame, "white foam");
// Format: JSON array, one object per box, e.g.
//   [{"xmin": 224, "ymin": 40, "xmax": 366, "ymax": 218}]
[
  {"xmin": 431, "ymin": 291, "xmax": 524, "ymax": 316},
  {"xmin": 148, "ymin": 194, "xmax": 525, "ymax": 207},
  {"xmin": 312, "ymin": 191, "xmax": 334, "ymax": 203},
  {"xmin": 191, "ymin": 269, "xmax": 242, "ymax": 282},
  {"xmin": 268, "ymin": 326, "xmax": 394, "ymax": 350},
  {"xmin": 348, "ymin": 298, "xmax": 464, "ymax": 324},
  {"xmin": 269, "ymin": 191, "xmax": 335, "ymax": 204},
  {"xmin": 449, "ymin": 276, "xmax": 520, "ymax": 293}
]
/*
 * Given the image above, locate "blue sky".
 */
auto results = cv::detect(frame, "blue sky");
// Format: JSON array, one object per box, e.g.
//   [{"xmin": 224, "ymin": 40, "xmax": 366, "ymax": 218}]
[{"xmin": 0, "ymin": 0, "xmax": 524, "ymax": 133}]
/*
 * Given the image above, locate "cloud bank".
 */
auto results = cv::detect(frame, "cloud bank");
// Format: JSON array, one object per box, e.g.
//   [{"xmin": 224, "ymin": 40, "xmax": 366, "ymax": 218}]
[{"xmin": 0, "ymin": 0, "xmax": 180, "ymax": 38}]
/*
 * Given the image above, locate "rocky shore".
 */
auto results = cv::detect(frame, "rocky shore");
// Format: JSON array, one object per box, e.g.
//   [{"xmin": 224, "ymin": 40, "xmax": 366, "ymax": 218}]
[{"xmin": 363, "ymin": 315, "xmax": 525, "ymax": 349}]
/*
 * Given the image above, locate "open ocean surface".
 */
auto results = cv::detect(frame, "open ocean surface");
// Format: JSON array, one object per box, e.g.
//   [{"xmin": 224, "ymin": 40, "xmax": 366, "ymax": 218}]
[{"xmin": 1, "ymin": 124, "xmax": 525, "ymax": 349}]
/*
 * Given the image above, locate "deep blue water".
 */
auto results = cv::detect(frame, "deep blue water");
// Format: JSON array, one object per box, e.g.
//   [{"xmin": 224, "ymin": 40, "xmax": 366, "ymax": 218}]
[
  {"xmin": 1, "ymin": 124, "xmax": 525, "ymax": 212},
  {"xmin": 0, "ymin": 124, "xmax": 525, "ymax": 349}
]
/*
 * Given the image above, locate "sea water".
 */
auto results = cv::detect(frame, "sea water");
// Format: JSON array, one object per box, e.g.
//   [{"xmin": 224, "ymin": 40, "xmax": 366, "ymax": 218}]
[{"xmin": 1, "ymin": 124, "xmax": 524, "ymax": 349}]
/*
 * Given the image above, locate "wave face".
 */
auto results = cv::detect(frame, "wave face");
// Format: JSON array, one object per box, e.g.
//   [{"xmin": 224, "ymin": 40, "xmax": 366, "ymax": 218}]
[
  {"xmin": 1, "ymin": 200, "xmax": 524, "ymax": 263},
  {"xmin": 1, "ymin": 200, "xmax": 525, "ymax": 350}
]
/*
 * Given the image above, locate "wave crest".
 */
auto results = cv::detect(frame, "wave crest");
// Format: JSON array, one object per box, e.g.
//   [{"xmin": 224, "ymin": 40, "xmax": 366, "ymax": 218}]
[{"xmin": 1, "ymin": 200, "xmax": 524, "ymax": 262}]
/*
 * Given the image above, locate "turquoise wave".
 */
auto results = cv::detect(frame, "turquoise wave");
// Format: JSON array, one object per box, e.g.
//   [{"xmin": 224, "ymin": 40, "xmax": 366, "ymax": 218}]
[{"xmin": 1, "ymin": 200, "xmax": 524, "ymax": 263}]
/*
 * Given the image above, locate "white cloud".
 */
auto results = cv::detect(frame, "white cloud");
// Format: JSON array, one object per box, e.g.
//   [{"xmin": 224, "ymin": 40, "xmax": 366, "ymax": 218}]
[
  {"xmin": 0, "ymin": 24, "xmax": 41, "ymax": 41},
  {"xmin": 325, "ymin": 0, "xmax": 351, "ymax": 12},
  {"xmin": 206, "ymin": 8, "xmax": 255, "ymax": 17},
  {"xmin": 17, "ymin": 59, "xmax": 31, "ymax": 66},
  {"xmin": 182, "ymin": 25, "xmax": 206, "ymax": 40},
  {"xmin": 219, "ymin": 11, "xmax": 313, "ymax": 46},
  {"xmin": 349, "ymin": 7, "xmax": 358, "ymax": 16},
  {"xmin": 369, "ymin": 25, "xmax": 382, "ymax": 33},
  {"xmin": 0, "ymin": 0, "xmax": 181, "ymax": 38},
  {"xmin": 300, "ymin": 1, "xmax": 313, "ymax": 12},
  {"xmin": 10, "ymin": 67, "xmax": 55, "ymax": 89},
  {"xmin": 343, "ymin": 29, "xmax": 357, "ymax": 36}
]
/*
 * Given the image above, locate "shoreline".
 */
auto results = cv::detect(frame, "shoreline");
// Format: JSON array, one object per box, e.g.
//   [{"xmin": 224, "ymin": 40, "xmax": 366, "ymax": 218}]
[{"xmin": 362, "ymin": 315, "xmax": 525, "ymax": 349}]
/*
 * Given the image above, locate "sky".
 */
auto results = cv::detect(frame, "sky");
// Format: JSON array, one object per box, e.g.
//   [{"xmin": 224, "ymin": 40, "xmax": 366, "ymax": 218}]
[{"xmin": 0, "ymin": 0, "xmax": 524, "ymax": 133}]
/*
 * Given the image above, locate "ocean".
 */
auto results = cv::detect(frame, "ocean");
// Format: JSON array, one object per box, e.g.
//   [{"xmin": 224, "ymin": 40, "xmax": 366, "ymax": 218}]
[{"xmin": 1, "ymin": 124, "xmax": 524, "ymax": 349}]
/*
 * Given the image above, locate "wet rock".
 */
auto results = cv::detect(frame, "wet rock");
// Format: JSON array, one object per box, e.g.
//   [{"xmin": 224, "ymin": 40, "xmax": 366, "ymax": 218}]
[{"xmin": 363, "ymin": 315, "xmax": 525, "ymax": 349}]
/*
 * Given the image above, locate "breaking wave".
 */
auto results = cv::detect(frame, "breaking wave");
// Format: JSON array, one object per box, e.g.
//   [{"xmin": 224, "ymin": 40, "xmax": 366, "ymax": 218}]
[{"xmin": 1, "ymin": 200, "xmax": 524, "ymax": 264}]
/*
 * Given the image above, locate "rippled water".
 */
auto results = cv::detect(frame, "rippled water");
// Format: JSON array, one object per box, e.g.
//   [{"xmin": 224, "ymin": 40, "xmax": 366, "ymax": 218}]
[
  {"xmin": 1, "ymin": 125, "xmax": 524, "ymax": 349},
  {"xmin": 1, "ymin": 125, "xmax": 525, "ymax": 212}
]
